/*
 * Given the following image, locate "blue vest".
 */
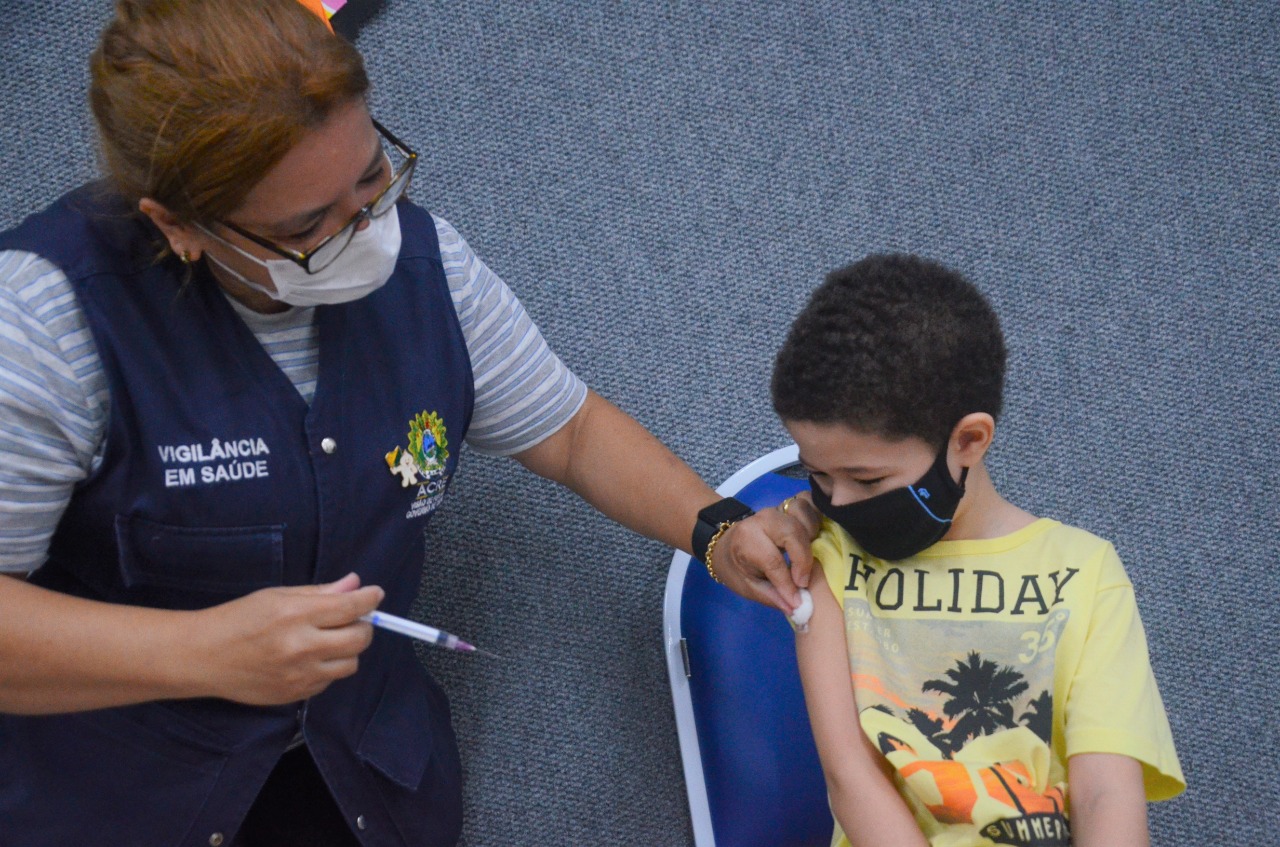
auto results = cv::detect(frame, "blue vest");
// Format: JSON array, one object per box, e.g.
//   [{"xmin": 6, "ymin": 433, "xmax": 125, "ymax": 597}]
[{"xmin": 0, "ymin": 185, "xmax": 473, "ymax": 847}]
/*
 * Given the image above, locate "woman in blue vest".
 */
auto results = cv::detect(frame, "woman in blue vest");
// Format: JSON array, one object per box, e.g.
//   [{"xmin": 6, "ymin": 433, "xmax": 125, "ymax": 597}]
[{"xmin": 0, "ymin": 2, "xmax": 819, "ymax": 845}]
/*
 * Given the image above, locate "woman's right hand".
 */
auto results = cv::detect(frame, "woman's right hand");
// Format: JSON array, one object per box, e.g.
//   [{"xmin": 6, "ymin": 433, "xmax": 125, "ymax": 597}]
[{"xmin": 191, "ymin": 572, "xmax": 384, "ymax": 705}]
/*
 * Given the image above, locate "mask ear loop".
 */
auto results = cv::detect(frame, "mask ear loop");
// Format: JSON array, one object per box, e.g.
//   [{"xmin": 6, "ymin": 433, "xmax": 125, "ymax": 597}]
[{"xmin": 934, "ymin": 440, "xmax": 969, "ymax": 494}]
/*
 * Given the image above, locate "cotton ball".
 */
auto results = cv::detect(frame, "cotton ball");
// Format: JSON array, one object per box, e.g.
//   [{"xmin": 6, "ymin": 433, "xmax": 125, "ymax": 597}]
[{"xmin": 788, "ymin": 588, "xmax": 814, "ymax": 631}]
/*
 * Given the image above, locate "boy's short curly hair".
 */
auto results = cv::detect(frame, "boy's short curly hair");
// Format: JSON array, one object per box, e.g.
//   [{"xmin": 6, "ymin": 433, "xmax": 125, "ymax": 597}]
[{"xmin": 771, "ymin": 254, "xmax": 1007, "ymax": 448}]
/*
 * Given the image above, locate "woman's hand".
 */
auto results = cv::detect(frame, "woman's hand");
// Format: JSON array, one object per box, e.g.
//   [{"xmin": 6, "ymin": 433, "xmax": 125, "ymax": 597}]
[
  {"xmin": 189, "ymin": 573, "xmax": 383, "ymax": 705},
  {"xmin": 0, "ymin": 572, "xmax": 382, "ymax": 714},
  {"xmin": 710, "ymin": 493, "xmax": 823, "ymax": 614}
]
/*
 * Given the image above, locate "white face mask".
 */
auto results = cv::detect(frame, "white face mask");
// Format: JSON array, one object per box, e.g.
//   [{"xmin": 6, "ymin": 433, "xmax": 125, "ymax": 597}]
[{"xmin": 201, "ymin": 204, "xmax": 402, "ymax": 307}]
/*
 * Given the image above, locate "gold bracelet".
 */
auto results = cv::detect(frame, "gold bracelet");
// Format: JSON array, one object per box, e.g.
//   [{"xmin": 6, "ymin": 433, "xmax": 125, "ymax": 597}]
[{"xmin": 703, "ymin": 520, "xmax": 734, "ymax": 584}]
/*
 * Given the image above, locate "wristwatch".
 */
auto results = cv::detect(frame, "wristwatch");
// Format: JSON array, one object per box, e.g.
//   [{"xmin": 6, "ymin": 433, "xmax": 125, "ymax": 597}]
[{"xmin": 691, "ymin": 497, "xmax": 754, "ymax": 563}]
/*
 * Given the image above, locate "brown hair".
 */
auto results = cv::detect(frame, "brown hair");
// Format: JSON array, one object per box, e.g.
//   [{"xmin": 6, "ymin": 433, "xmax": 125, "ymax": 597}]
[{"xmin": 89, "ymin": 0, "xmax": 369, "ymax": 224}]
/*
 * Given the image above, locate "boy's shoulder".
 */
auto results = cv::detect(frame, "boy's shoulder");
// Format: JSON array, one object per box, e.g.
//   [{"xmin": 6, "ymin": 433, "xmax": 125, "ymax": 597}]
[
  {"xmin": 1024, "ymin": 518, "xmax": 1116, "ymax": 555},
  {"xmin": 1013, "ymin": 519, "xmax": 1132, "ymax": 588}
]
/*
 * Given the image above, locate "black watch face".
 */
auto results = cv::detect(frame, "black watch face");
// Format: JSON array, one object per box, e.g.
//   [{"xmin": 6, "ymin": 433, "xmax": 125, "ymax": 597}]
[{"xmin": 701, "ymin": 498, "xmax": 752, "ymax": 526}]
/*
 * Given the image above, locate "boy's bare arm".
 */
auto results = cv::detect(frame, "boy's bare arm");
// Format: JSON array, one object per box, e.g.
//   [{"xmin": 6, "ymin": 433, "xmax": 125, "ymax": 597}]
[
  {"xmin": 795, "ymin": 566, "xmax": 928, "ymax": 847},
  {"xmin": 1067, "ymin": 753, "xmax": 1150, "ymax": 847}
]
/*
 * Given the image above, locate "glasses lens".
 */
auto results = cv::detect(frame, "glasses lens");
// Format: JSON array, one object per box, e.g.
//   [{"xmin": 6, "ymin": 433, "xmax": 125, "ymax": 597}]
[
  {"xmin": 372, "ymin": 163, "xmax": 414, "ymax": 218},
  {"xmin": 303, "ymin": 138, "xmax": 414, "ymax": 273},
  {"xmin": 308, "ymin": 222, "xmax": 358, "ymax": 272}
]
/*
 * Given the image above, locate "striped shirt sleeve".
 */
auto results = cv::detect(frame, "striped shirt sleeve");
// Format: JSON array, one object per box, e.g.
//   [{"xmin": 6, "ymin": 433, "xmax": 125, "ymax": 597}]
[
  {"xmin": 0, "ymin": 250, "xmax": 107, "ymax": 573},
  {"xmin": 434, "ymin": 216, "xmax": 586, "ymax": 456}
]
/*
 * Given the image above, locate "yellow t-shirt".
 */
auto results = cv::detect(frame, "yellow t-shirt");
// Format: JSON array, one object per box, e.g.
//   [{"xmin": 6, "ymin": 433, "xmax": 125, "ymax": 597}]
[{"xmin": 815, "ymin": 518, "xmax": 1184, "ymax": 847}]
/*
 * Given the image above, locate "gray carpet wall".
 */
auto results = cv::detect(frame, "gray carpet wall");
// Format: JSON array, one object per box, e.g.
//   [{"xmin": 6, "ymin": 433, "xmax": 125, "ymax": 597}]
[{"xmin": 2, "ymin": 2, "xmax": 1276, "ymax": 845}]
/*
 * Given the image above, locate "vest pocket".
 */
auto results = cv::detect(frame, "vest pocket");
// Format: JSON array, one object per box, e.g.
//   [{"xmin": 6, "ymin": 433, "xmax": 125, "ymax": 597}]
[
  {"xmin": 354, "ymin": 665, "xmax": 463, "ymax": 842},
  {"xmin": 115, "ymin": 514, "xmax": 285, "ymax": 599},
  {"xmin": 357, "ymin": 666, "xmax": 438, "ymax": 790}
]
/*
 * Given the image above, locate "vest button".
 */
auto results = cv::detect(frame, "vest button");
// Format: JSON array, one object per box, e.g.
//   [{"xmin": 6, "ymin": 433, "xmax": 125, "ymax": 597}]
[
  {"xmin": 356, "ymin": 814, "xmax": 367, "ymax": 830},
  {"xmin": 321, "ymin": 437, "xmax": 337, "ymax": 454},
  {"xmin": 209, "ymin": 834, "xmax": 224, "ymax": 847}
]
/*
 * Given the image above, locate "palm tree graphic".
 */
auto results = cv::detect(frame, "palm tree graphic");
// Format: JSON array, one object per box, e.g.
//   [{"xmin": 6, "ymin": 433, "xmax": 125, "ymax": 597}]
[
  {"xmin": 923, "ymin": 651, "xmax": 1029, "ymax": 749},
  {"xmin": 1019, "ymin": 690, "xmax": 1053, "ymax": 743},
  {"xmin": 906, "ymin": 707, "xmax": 962, "ymax": 758}
]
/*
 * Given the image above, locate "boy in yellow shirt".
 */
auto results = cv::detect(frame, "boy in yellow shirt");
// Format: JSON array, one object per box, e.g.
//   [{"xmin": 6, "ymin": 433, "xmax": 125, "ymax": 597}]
[{"xmin": 772, "ymin": 255, "xmax": 1184, "ymax": 847}]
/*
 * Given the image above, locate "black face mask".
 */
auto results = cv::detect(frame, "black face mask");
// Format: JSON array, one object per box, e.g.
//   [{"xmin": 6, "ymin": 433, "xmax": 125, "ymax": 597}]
[{"xmin": 809, "ymin": 446, "xmax": 968, "ymax": 561}]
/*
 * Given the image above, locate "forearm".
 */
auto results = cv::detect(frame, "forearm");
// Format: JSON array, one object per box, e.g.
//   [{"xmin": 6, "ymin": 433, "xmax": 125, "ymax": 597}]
[
  {"xmin": 830, "ymin": 770, "xmax": 928, "ymax": 847},
  {"xmin": 0, "ymin": 574, "xmax": 199, "ymax": 714},
  {"xmin": 515, "ymin": 389, "xmax": 820, "ymax": 612},
  {"xmin": 514, "ymin": 389, "xmax": 718, "ymax": 552},
  {"xmin": 1068, "ymin": 753, "xmax": 1150, "ymax": 847}
]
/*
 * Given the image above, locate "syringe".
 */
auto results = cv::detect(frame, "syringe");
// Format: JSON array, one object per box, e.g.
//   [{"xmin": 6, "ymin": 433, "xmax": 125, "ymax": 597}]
[{"xmin": 360, "ymin": 610, "xmax": 496, "ymax": 657}]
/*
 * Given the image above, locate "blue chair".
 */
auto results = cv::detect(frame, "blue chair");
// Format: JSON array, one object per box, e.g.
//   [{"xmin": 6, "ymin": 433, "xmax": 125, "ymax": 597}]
[{"xmin": 664, "ymin": 445, "xmax": 834, "ymax": 847}]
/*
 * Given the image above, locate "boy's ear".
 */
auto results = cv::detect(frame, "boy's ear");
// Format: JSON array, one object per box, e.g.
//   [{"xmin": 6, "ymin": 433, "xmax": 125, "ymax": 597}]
[{"xmin": 951, "ymin": 412, "xmax": 995, "ymax": 467}]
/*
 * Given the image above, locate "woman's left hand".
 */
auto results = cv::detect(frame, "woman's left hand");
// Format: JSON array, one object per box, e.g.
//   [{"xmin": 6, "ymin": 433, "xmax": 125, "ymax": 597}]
[{"xmin": 710, "ymin": 493, "xmax": 822, "ymax": 614}]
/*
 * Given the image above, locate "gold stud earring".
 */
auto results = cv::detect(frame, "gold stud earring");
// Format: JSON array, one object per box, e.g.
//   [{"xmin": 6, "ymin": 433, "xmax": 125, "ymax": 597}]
[{"xmin": 180, "ymin": 250, "xmax": 192, "ymax": 264}]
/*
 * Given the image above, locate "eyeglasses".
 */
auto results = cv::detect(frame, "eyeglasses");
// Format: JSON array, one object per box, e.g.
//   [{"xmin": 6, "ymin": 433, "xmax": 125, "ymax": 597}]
[{"xmin": 220, "ymin": 119, "xmax": 417, "ymax": 274}]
